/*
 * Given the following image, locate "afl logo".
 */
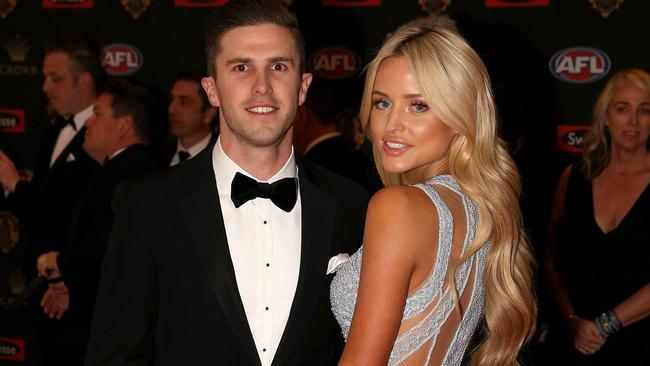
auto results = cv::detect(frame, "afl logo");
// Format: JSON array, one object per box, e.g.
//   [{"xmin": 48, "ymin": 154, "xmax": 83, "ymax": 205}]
[
  {"xmin": 101, "ymin": 44, "xmax": 143, "ymax": 76},
  {"xmin": 309, "ymin": 46, "xmax": 360, "ymax": 80},
  {"xmin": 549, "ymin": 47, "xmax": 610, "ymax": 84}
]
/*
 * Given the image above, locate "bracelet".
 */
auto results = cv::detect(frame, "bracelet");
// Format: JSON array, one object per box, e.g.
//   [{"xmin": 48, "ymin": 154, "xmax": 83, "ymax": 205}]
[{"xmin": 593, "ymin": 309, "xmax": 623, "ymax": 337}]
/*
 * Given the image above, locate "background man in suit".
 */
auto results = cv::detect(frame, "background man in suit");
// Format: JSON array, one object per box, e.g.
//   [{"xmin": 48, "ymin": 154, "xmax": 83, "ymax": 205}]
[
  {"xmin": 85, "ymin": 1, "xmax": 367, "ymax": 365},
  {"xmin": 165, "ymin": 72, "xmax": 217, "ymax": 166},
  {"xmin": 0, "ymin": 33, "xmax": 102, "ymax": 256},
  {"xmin": 35, "ymin": 79, "xmax": 159, "ymax": 365}
]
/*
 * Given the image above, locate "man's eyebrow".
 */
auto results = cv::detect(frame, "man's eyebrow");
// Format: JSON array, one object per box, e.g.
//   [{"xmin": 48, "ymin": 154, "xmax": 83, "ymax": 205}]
[
  {"xmin": 224, "ymin": 56, "xmax": 295, "ymax": 66},
  {"xmin": 225, "ymin": 57, "xmax": 252, "ymax": 66}
]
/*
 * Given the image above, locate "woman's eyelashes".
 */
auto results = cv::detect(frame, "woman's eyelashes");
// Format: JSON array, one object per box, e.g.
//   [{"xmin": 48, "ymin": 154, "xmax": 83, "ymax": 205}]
[{"xmin": 372, "ymin": 98, "xmax": 429, "ymax": 113}]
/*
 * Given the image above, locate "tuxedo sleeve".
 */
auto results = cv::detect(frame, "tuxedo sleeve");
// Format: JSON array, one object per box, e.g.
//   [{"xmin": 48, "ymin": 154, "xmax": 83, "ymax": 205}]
[{"xmin": 85, "ymin": 182, "xmax": 157, "ymax": 366}]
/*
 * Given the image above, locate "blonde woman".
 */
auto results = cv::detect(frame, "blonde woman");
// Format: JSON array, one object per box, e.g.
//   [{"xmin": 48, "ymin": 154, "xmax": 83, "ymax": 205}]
[
  {"xmin": 545, "ymin": 69, "xmax": 650, "ymax": 365},
  {"xmin": 330, "ymin": 17, "xmax": 536, "ymax": 365}
]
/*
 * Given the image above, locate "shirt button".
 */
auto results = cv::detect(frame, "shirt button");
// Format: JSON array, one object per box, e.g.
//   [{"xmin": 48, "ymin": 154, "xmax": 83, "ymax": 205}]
[
  {"xmin": 265, "ymin": 306, "xmax": 269, "ymax": 310},
  {"xmin": 263, "ymin": 220, "xmax": 267, "ymax": 224},
  {"xmin": 266, "ymin": 263, "xmax": 270, "ymax": 267},
  {"xmin": 263, "ymin": 348, "xmax": 267, "ymax": 352}
]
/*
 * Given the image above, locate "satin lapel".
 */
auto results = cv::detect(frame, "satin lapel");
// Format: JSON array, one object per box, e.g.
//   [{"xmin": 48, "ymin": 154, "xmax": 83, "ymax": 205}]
[
  {"xmin": 43, "ymin": 127, "xmax": 87, "ymax": 183},
  {"xmin": 177, "ymin": 149, "xmax": 260, "ymax": 366},
  {"xmin": 273, "ymin": 165, "xmax": 336, "ymax": 366}
]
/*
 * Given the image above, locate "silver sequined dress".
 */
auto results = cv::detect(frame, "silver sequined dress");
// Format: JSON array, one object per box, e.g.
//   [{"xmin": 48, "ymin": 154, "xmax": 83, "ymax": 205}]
[{"xmin": 330, "ymin": 175, "xmax": 489, "ymax": 365}]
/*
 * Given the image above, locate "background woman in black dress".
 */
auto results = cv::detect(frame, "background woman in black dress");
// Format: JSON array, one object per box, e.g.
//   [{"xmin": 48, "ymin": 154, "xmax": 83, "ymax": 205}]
[{"xmin": 545, "ymin": 69, "xmax": 650, "ymax": 365}]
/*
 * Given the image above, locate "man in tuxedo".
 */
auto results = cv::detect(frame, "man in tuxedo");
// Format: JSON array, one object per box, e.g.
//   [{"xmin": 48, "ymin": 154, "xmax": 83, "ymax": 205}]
[
  {"xmin": 85, "ymin": 1, "xmax": 368, "ymax": 365},
  {"xmin": 0, "ymin": 34, "xmax": 102, "ymax": 255},
  {"xmin": 164, "ymin": 72, "xmax": 217, "ymax": 166},
  {"xmin": 34, "ymin": 79, "xmax": 159, "ymax": 365}
]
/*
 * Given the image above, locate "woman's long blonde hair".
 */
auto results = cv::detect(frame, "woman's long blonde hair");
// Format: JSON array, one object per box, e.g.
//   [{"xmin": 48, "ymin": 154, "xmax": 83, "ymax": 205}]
[
  {"xmin": 359, "ymin": 17, "xmax": 537, "ymax": 365},
  {"xmin": 581, "ymin": 69, "xmax": 650, "ymax": 179}
]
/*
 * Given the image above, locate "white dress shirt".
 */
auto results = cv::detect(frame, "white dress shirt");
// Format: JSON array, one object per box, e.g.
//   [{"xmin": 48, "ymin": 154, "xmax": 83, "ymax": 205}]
[
  {"xmin": 169, "ymin": 133, "xmax": 212, "ymax": 166},
  {"xmin": 212, "ymin": 137, "xmax": 301, "ymax": 366},
  {"xmin": 50, "ymin": 104, "xmax": 93, "ymax": 167}
]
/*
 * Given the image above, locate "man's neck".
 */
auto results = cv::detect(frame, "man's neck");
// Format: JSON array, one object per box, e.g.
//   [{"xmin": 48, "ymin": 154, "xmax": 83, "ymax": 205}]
[{"xmin": 220, "ymin": 137, "xmax": 293, "ymax": 181}]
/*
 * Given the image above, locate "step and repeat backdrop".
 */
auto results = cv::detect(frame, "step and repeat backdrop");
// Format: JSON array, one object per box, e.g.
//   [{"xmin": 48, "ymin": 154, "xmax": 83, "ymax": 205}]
[{"xmin": 0, "ymin": 0, "xmax": 649, "ymax": 363}]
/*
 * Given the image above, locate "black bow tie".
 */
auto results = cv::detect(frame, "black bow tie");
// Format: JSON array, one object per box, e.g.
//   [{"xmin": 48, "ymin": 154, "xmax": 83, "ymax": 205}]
[
  {"xmin": 54, "ymin": 116, "xmax": 76, "ymax": 131},
  {"xmin": 231, "ymin": 172, "xmax": 297, "ymax": 212}
]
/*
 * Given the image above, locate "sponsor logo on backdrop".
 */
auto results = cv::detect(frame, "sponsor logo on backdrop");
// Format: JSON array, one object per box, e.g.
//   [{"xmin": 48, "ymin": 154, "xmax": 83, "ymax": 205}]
[
  {"xmin": 549, "ymin": 47, "xmax": 610, "ymax": 83},
  {"xmin": 0, "ymin": 338, "xmax": 24, "ymax": 362},
  {"xmin": 419, "ymin": 0, "xmax": 452, "ymax": 12},
  {"xmin": 485, "ymin": 0, "xmax": 549, "ymax": 7},
  {"xmin": 0, "ymin": 109, "xmax": 25, "ymax": 133},
  {"xmin": 122, "ymin": 0, "xmax": 149, "ymax": 19},
  {"xmin": 0, "ymin": 0, "xmax": 17, "ymax": 19},
  {"xmin": 42, "ymin": 0, "xmax": 93, "ymax": 8},
  {"xmin": 174, "ymin": 0, "xmax": 228, "ymax": 6},
  {"xmin": 101, "ymin": 44, "xmax": 143, "ymax": 76},
  {"xmin": 309, "ymin": 46, "xmax": 360, "ymax": 80},
  {"xmin": 590, "ymin": 0, "xmax": 623, "ymax": 17},
  {"xmin": 556, "ymin": 125, "xmax": 589, "ymax": 152},
  {"xmin": 0, "ymin": 211, "xmax": 20, "ymax": 254},
  {"xmin": 1, "ymin": 35, "xmax": 39, "ymax": 76},
  {"xmin": 322, "ymin": 0, "xmax": 380, "ymax": 6}
]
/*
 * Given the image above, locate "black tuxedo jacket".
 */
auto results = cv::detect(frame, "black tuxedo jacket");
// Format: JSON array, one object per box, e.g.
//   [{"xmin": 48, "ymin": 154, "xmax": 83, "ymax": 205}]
[
  {"xmin": 6, "ymin": 121, "xmax": 99, "ymax": 254},
  {"xmin": 86, "ymin": 141, "xmax": 368, "ymax": 366}
]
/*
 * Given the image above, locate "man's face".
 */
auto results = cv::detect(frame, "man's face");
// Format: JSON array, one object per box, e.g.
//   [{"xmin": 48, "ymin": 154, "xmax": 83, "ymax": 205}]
[
  {"xmin": 202, "ymin": 24, "xmax": 312, "ymax": 151},
  {"xmin": 83, "ymin": 93, "xmax": 122, "ymax": 163},
  {"xmin": 42, "ymin": 52, "xmax": 86, "ymax": 117},
  {"xmin": 168, "ymin": 80, "xmax": 211, "ymax": 138}
]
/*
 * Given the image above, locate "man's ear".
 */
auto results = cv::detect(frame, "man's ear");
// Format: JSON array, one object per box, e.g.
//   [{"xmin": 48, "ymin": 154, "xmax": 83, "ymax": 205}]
[
  {"xmin": 201, "ymin": 77, "xmax": 220, "ymax": 107},
  {"xmin": 79, "ymin": 71, "xmax": 93, "ymax": 90},
  {"xmin": 117, "ymin": 115, "xmax": 135, "ymax": 138},
  {"xmin": 298, "ymin": 73, "xmax": 313, "ymax": 106}
]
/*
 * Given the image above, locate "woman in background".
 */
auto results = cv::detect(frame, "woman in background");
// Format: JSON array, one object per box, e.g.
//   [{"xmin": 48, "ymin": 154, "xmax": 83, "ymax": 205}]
[
  {"xmin": 545, "ymin": 69, "xmax": 650, "ymax": 365},
  {"xmin": 330, "ymin": 17, "xmax": 536, "ymax": 365}
]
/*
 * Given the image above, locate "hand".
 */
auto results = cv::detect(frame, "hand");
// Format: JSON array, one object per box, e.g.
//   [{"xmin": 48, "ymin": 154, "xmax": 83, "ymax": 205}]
[
  {"xmin": 0, "ymin": 150, "xmax": 21, "ymax": 193},
  {"xmin": 40, "ymin": 281, "xmax": 70, "ymax": 319},
  {"xmin": 569, "ymin": 317, "xmax": 606, "ymax": 355},
  {"xmin": 37, "ymin": 251, "xmax": 61, "ymax": 279}
]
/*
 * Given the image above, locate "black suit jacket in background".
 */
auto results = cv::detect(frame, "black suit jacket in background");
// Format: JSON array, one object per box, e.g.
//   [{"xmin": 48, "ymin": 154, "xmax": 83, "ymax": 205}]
[
  {"xmin": 86, "ymin": 141, "xmax": 368, "ymax": 366},
  {"xmin": 34, "ymin": 144, "xmax": 159, "ymax": 365},
  {"xmin": 4, "ymin": 122, "xmax": 99, "ymax": 256}
]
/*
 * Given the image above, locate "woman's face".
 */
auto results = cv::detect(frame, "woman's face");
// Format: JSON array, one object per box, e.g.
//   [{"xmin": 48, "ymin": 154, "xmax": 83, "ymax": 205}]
[
  {"xmin": 606, "ymin": 81, "xmax": 650, "ymax": 153},
  {"xmin": 369, "ymin": 56, "xmax": 456, "ymax": 184}
]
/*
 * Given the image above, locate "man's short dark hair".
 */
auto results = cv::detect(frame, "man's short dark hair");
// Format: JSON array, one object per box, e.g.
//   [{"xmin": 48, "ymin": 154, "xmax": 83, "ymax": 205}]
[
  {"xmin": 204, "ymin": 0, "xmax": 306, "ymax": 77},
  {"xmin": 174, "ymin": 71, "xmax": 211, "ymax": 111},
  {"xmin": 101, "ymin": 78, "xmax": 153, "ymax": 143},
  {"xmin": 44, "ymin": 33, "xmax": 105, "ymax": 90}
]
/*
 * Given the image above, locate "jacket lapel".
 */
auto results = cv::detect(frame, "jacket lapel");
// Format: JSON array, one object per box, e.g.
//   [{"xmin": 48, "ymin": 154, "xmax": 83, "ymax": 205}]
[
  {"xmin": 272, "ymin": 164, "xmax": 336, "ymax": 366},
  {"xmin": 177, "ymin": 146, "xmax": 260, "ymax": 366}
]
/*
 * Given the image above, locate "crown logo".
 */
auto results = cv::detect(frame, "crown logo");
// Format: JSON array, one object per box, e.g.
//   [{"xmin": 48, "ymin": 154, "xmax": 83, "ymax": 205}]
[
  {"xmin": 0, "ymin": 210, "xmax": 20, "ymax": 254},
  {"xmin": 6, "ymin": 270, "xmax": 26, "ymax": 295},
  {"xmin": 590, "ymin": 0, "xmax": 623, "ymax": 18},
  {"xmin": 0, "ymin": 0, "xmax": 17, "ymax": 20},
  {"xmin": 5, "ymin": 34, "xmax": 31, "ymax": 62},
  {"xmin": 122, "ymin": 0, "xmax": 150, "ymax": 19}
]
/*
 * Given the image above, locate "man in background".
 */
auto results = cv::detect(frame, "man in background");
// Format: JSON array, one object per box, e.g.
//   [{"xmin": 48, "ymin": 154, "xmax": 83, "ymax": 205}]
[
  {"xmin": 165, "ymin": 72, "xmax": 217, "ymax": 166},
  {"xmin": 36, "ymin": 78, "xmax": 159, "ymax": 365}
]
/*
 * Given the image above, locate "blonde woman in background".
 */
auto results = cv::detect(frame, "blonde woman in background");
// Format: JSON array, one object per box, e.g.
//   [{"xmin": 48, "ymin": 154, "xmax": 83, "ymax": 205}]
[
  {"xmin": 545, "ymin": 69, "xmax": 650, "ymax": 365},
  {"xmin": 330, "ymin": 16, "xmax": 536, "ymax": 366}
]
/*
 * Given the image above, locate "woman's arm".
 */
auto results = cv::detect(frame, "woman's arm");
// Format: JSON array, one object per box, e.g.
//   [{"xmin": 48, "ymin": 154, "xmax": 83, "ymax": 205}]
[
  {"xmin": 339, "ymin": 186, "xmax": 437, "ymax": 366},
  {"xmin": 612, "ymin": 282, "xmax": 650, "ymax": 327},
  {"xmin": 544, "ymin": 165, "xmax": 605, "ymax": 353}
]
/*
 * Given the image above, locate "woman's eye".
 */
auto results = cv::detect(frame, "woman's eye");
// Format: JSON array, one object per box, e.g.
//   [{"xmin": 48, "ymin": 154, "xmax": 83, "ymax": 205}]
[
  {"xmin": 411, "ymin": 102, "xmax": 429, "ymax": 113},
  {"xmin": 373, "ymin": 99, "xmax": 391, "ymax": 110},
  {"xmin": 235, "ymin": 64, "xmax": 248, "ymax": 72}
]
